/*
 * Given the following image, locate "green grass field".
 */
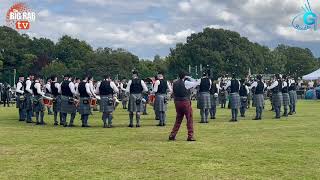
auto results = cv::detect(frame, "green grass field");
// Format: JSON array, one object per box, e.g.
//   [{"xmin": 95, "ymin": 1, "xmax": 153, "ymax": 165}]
[{"xmin": 1, "ymin": 100, "xmax": 320, "ymax": 179}]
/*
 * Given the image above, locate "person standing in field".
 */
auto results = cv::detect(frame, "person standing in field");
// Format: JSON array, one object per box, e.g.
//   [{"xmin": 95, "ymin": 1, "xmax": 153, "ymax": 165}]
[
  {"xmin": 268, "ymin": 74, "xmax": 283, "ymax": 119},
  {"xmin": 239, "ymin": 79, "xmax": 249, "ymax": 118},
  {"xmin": 250, "ymin": 75, "xmax": 266, "ymax": 120},
  {"xmin": 169, "ymin": 71, "xmax": 200, "ymax": 141},
  {"xmin": 50, "ymin": 75, "xmax": 62, "ymax": 126},
  {"xmin": 60, "ymin": 74, "xmax": 77, "ymax": 127},
  {"xmin": 96, "ymin": 74, "xmax": 119, "ymax": 128},
  {"xmin": 224, "ymin": 74, "xmax": 241, "ymax": 122},
  {"xmin": 209, "ymin": 80, "xmax": 219, "ymax": 120},
  {"xmin": 126, "ymin": 70, "xmax": 148, "ymax": 128},
  {"xmin": 281, "ymin": 75, "xmax": 291, "ymax": 117},
  {"xmin": 197, "ymin": 71, "xmax": 212, "ymax": 123},
  {"xmin": 16, "ymin": 75, "xmax": 26, "ymax": 121},
  {"xmin": 288, "ymin": 78, "xmax": 298, "ymax": 115},
  {"xmin": 152, "ymin": 71, "xmax": 172, "ymax": 126}
]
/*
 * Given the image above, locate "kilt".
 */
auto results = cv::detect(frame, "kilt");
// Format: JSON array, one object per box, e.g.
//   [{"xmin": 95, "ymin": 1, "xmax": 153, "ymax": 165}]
[
  {"xmin": 16, "ymin": 95, "xmax": 25, "ymax": 109},
  {"xmin": 210, "ymin": 94, "xmax": 218, "ymax": 107},
  {"xmin": 60, "ymin": 96, "xmax": 77, "ymax": 114},
  {"xmin": 128, "ymin": 93, "xmax": 143, "ymax": 112},
  {"xmin": 154, "ymin": 94, "xmax": 168, "ymax": 112},
  {"xmin": 272, "ymin": 93, "xmax": 283, "ymax": 107},
  {"xmin": 282, "ymin": 93, "xmax": 290, "ymax": 106},
  {"xmin": 289, "ymin": 91, "xmax": 297, "ymax": 105},
  {"xmin": 32, "ymin": 95, "xmax": 45, "ymax": 112},
  {"xmin": 252, "ymin": 94, "xmax": 256, "ymax": 107},
  {"xmin": 100, "ymin": 95, "xmax": 115, "ymax": 113},
  {"xmin": 24, "ymin": 94, "xmax": 33, "ymax": 111},
  {"xmin": 53, "ymin": 95, "xmax": 61, "ymax": 112},
  {"xmin": 240, "ymin": 96, "xmax": 248, "ymax": 108},
  {"xmin": 230, "ymin": 93, "xmax": 240, "ymax": 109},
  {"xmin": 78, "ymin": 97, "xmax": 91, "ymax": 115},
  {"xmin": 254, "ymin": 94, "xmax": 264, "ymax": 107},
  {"xmin": 197, "ymin": 92, "xmax": 211, "ymax": 109}
]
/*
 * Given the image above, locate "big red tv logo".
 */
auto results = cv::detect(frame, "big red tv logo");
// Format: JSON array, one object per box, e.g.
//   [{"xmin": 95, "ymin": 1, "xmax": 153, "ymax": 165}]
[{"xmin": 6, "ymin": 3, "xmax": 36, "ymax": 30}]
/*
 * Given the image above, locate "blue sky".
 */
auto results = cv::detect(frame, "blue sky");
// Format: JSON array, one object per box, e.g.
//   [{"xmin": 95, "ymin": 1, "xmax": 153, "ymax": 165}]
[{"xmin": 1, "ymin": 0, "xmax": 320, "ymax": 59}]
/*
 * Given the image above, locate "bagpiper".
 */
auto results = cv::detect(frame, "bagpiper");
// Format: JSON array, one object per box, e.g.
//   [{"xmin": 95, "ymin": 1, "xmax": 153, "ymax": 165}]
[
  {"xmin": 197, "ymin": 71, "xmax": 212, "ymax": 123},
  {"xmin": 31, "ymin": 75, "xmax": 46, "ymax": 125},
  {"xmin": 282, "ymin": 75, "xmax": 291, "ymax": 117},
  {"xmin": 268, "ymin": 74, "xmax": 283, "ymax": 119},
  {"xmin": 152, "ymin": 72, "xmax": 172, "ymax": 126},
  {"xmin": 288, "ymin": 78, "xmax": 298, "ymax": 115},
  {"xmin": 126, "ymin": 70, "xmax": 148, "ymax": 128},
  {"xmin": 77, "ymin": 76, "xmax": 93, "ymax": 127},
  {"xmin": 224, "ymin": 74, "xmax": 241, "ymax": 122},
  {"xmin": 60, "ymin": 74, "xmax": 77, "ymax": 127},
  {"xmin": 209, "ymin": 79, "xmax": 219, "ymax": 120},
  {"xmin": 239, "ymin": 79, "xmax": 249, "ymax": 118},
  {"xmin": 96, "ymin": 74, "xmax": 119, "ymax": 128},
  {"xmin": 250, "ymin": 75, "xmax": 266, "ymax": 120},
  {"xmin": 50, "ymin": 75, "xmax": 62, "ymax": 126},
  {"xmin": 16, "ymin": 75, "xmax": 26, "ymax": 121},
  {"xmin": 25, "ymin": 74, "xmax": 34, "ymax": 123}
]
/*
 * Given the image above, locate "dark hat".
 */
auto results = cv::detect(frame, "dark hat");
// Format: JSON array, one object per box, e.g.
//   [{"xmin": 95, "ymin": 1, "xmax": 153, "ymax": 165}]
[{"xmin": 132, "ymin": 70, "xmax": 138, "ymax": 75}]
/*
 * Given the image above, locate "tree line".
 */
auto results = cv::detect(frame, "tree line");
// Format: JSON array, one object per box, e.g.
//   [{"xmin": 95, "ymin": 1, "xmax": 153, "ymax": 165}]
[{"xmin": 0, "ymin": 26, "xmax": 319, "ymax": 84}]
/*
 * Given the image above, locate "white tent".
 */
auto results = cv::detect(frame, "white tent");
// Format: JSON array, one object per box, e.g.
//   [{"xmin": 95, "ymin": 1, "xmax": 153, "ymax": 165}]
[{"xmin": 302, "ymin": 68, "xmax": 320, "ymax": 80}]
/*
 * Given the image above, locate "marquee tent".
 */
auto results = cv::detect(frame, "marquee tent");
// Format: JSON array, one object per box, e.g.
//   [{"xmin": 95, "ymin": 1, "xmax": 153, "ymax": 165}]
[{"xmin": 302, "ymin": 68, "xmax": 320, "ymax": 80}]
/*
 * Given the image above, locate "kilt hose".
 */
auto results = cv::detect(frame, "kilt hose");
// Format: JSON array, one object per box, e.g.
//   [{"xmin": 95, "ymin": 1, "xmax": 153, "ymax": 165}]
[
  {"xmin": 78, "ymin": 97, "xmax": 91, "ymax": 115},
  {"xmin": 154, "ymin": 94, "xmax": 168, "ymax": 112},
  {"xmin": 240, "ymin": 96, "xmax": 248, "ymax": 108},
  {"xmin": 197, "ymin": 92, "xmax": 211, "ymax": 109},
  {"xmin": 100, "ymin": 95, "xmax": 115, "ymax": 113},
  {"xmin": 289, "ymin": 90, "xmax": 297, "ymax": 105},
  {"xmin": 52, "ymin": 95, "xmax": 61, "ymax": 112},
  {"xmin": 230, "ymin": 93, "xmax": 240, "ymax": 109},
  {"xmin": 24, "ymin": 93, "xmax": 33, "ymax": 111},
  {"xmin": 60, "ymin": 96, "xmax": 77, "ymax": 114},
  {"xmin": 282, "ymin": 93, "xmax": 291, "ymax": 106},
  {"xmin": 32, "ymin": 95, "xmax": 45, "ymax": 112},
  {"xmin": 254, "ymin": 94, "xmax": 265, "ymax": 108},
  {"xmin": 128, "ymin": 93, "xmax": 143, "ymax": 112}
]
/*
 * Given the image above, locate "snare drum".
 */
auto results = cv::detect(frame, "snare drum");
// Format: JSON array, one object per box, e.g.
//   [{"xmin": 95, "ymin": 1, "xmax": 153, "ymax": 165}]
[
  {"xmin": 90, "ymin": 98, "xmax": 97, "ymax": 107},
  {"xmin": 43, "ymin": 98, "xmax": 53, "ymax": 107}
]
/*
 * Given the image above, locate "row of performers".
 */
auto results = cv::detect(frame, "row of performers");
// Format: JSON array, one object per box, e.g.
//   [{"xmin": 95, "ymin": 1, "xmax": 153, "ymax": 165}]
[{"xmin": 15, "ymin": 70, "xmax": 298, "ymax": 141}]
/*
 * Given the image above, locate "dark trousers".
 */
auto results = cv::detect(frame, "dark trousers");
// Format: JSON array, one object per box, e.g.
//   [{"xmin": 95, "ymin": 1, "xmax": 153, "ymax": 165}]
[
  {"xmin": 122, "ymin": 100, "xmax": 127, "ymax": 109},
  {"xmin": 19, "ymin": 108, "xmax": 26, "ymax": 120},
  {"xmin": 170, "ymin": 100, "xmax": 194, "ymax": 139},
  {"xmin": 210, "ymin": 105, "xmax": 216, "ymax": 118},
  {"xmin": 53, "ymin": 112, "xmax": 62, "ymax": 124}
]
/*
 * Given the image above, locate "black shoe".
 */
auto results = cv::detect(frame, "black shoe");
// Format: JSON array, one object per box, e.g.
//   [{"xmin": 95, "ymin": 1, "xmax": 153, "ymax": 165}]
[
  {"xmin": 136, "ymin": 124, "xmax": 140, "ymax": 128},
  {"xmin": 85, "ymin": 125, "xmax": 91, "ymax": 128},
  {"xmin": 19, "ymin": 119, "xmax": 25, "ymax": 121},
  {"xmin": 82, "ymin": 124, "xmax": 86, "ymax": 127},
  {"xmin": 107, "ymin": 124, "xmax": 113, "ymax": 128},
  {"xmin": 241, "ymin": 115, "xmax": 245, "ymax": 117},
  {"xmin": 252, "ymin": 118, "xmax": 260, "ymax": 120},
  {"xmin": 169, "ymin": 135, "xmax": 176, "ymax": 141},
  {"xmin": 103, "ymin": 124, "xmax": 107, "ymax": 128},
  {"xmin": 41, "ymin": 122, "xmax": 47, "ymax": 125},
  {"xmin": 68, "ymin": 124, "xmax": 75, "ymax": 127},
  {"xmin": 288, "ymin": 112, "xmax": 293, "ymax": 115},
  {"xmin": 36, "ymin": 122, "xmax": 41, "ymax": 125},
  {"xmin": 199, "ymin": 121, "xmax": 206, "ymax": 123},
  {"xmin": 187, "ymin": 137, "xmax": 196, "ymax": 141},
  {"xmin": 157, "ymin": 124, "xmax": 162, "ymax": 126},
  {"xmin": 128, "ymin": 124, "xmax": 133, "ymax": 128},
  {"xmin": 26, "ymin": 121, "xmax": 33, "ymax": 123},
  {"xmin": 210, "ymin": 117, "xmax": 216, "ymax": 119},
  {"xmin": 54, "ymin": 122, "xmax": 59, "ymax": 126},
  {"xmin": 63, "ymin": 123, "xmax": 68, "ymax": 127},
  {"xmin": 229, "ymin": 119, "xmax": 235, "ymax": 122}
]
